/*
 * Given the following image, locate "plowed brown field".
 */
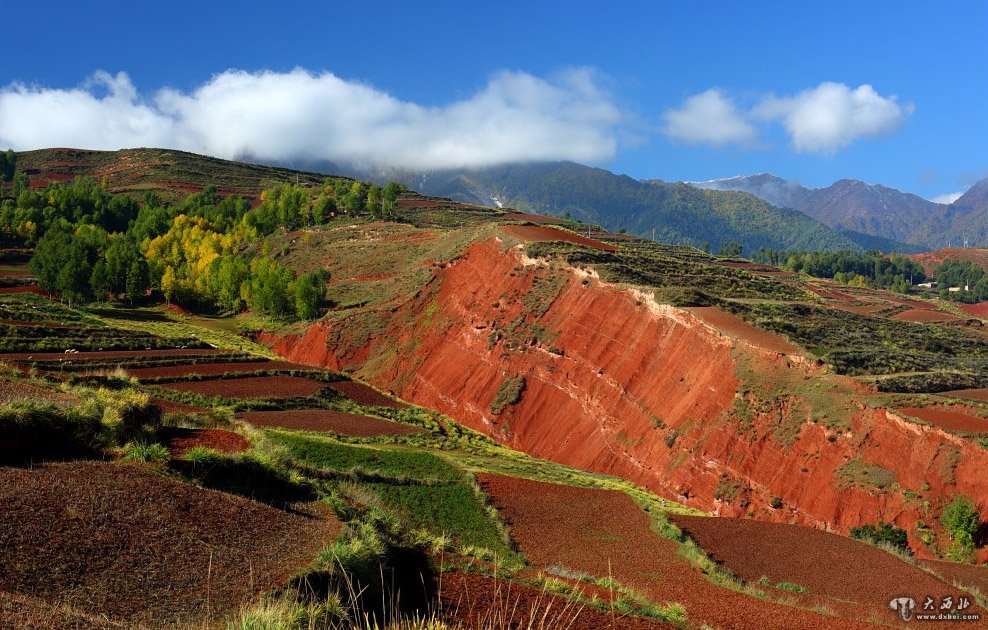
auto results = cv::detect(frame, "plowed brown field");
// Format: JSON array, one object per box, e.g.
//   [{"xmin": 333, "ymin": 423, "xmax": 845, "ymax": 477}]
[
  {"xmin": 161, "ymin": 427, "xmax": 251, "ymax": 457},
  {"xmin": 500, "ymin": 212, "xmax": 560, "ymax": 224},
  {"xmin": 500, "ymin": 224, "xmax": 617, "ymax": 252},
  {"xmin": 128, "ymin": 360, "xmax": 316, "ymax": 379},
  {"xmin": 240, "ymin": 409, "xmax": 422, "ymax": 436},
  {"xmin": 160, "ymin": 375, "xmax": 327, "ymax": 398},
  {"xmin": 478, "ymin": 474, "xmax": 893, "ymax": 630},
  {"xmin": 897, "ymin": 406, "xmax": 988, "ymax": 433},
  {"xmin": 892, "ymin": 309, "xmax": 963, "ymax": 323},
  {"xmin": 690, "ymin": 306, "xmax": 799, "ymax": 354},
  {"xmin": 0, "ymin": 380, "xmax": 77, "ymax": 407},
  {"xmin": 327, "ymin": 381, "xmax": 406, "ymax": 408},
  {"xmin": 0, "ymin": 461, "xmax": 339, "ymax": 626},
  {"xmin": 959, "ymin": 303, "xmax": 988, "ymax": 318},
  {"xmin": 942, "ymin": 389, "xmax": 988, "ymax": 402},
  {"xmin": 671, "ymin": 515, "xmax": 976, "ymax": 626}
]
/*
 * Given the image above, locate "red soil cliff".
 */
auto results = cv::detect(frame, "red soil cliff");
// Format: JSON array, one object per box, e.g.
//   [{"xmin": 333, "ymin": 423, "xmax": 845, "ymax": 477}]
[{"xmin": 263, "ymin": 239, "xmax": 988, "ymax": 558}]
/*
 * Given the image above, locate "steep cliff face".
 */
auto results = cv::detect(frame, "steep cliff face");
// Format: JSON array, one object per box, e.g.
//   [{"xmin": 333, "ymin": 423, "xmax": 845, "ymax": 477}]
[{"xmin": 264, "ymin": 238, "xmax": 988, "ymax": 558}]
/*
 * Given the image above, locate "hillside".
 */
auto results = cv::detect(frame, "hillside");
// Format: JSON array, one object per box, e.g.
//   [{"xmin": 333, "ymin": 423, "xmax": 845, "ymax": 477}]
[
  {"xmin": 4, "ymin": 148, "xmax": 988, "ymax": 628},
  {"xmin": 692, "ymin": 173, "xmax": 988, "ymax": 250},
  {"xmin": 16, "ymin": 147, "xmax": 335, "ymax": 203},
  {"xmin": 909, "ymin": 247, "xmax": 988, "ymax": 275},
  {"xmin": 383, "ymin": 161, "xmax": 862, "ymax": 254}
]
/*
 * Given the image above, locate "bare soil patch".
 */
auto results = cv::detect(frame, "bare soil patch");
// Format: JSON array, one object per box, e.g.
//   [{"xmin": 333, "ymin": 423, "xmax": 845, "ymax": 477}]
[
  {"xmin": 0, "ymin": 461, "xmax": 339, "ymax": 626},
  {"xmin": 0, "ymin": 380, "xmax": 78, "ymax": 408},
  {"xmin": 160, "ymin": 375, "xmax": 328, "ymax": 398},
  {"xmin": 500, "ymin": 224, "xmax": 617, "ymax": 252},
  {"xmin": 128, "ymin": 360, "xmax": 317, "ymax": 379},
  {"xmin": 150, "ymin": 397, "xmax": 208, "ymax": 414},
  {"xmin": 161, "ymin": 427, "xmax": 251, "ymax": 457},
  {"xmin": 671, "ymin": 515, "xmax": 966, "ymax": 620},
  {"xmin": 941, "ymin": 389, "xmax": 988, "ymax": 403},
  {"xmin": 328, "ymin": 380, "xmax": 407, "ymax": 408},
  {"xmin": 922, "ymin": 560, "xmax": 988, "ymax": 597},
  {"xmin": 897, "ymin": 406, "xmax": 988, "ymax": 433},
  {"xmin": 477, "ymin": 474, "xmax": 883, "ymax": 630},
  {"xmin": 240, "ymin": 409, "xmax": 422, "ymax": 436},
  {"xmin": 500, "ymin": 212, "xmax": 560, "ymax": 224},
  {"xmin": 959, "ymin": 302, "xmax": 988, "ymax": 319},
  {"xmin": 690, "ymin": 306, "xmax": 800, "ymax": 354}
]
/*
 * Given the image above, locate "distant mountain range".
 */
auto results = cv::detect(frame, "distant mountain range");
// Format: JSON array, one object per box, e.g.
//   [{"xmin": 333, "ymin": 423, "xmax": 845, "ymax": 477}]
[
  {"xmin": 294, "ymin": 157, "xmax": 988, "ymax": 254},
  {"xmin": 689, "ymin": 173, "xmax": 988, "ymax": 250},
  {"xmin": 292, "ymin": 160, "xmax": 862, "ymax": 254}
]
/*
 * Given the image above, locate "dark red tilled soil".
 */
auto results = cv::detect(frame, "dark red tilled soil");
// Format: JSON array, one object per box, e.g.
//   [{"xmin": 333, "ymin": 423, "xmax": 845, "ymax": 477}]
[
  {"xmin": 478, "ymin": 474, "xmax": 894, "ymax": 630},
  {"xmin": 327, "ymin": 380, "xmax": 406, "ymax": 408},
  {"xmin": 500, "ymin": 224, "xmax": 617, "ymax": 252},
  {"xmin": 942, "ymin": 389, "xmax": 988, "ymax": 402},
  {"xmin": 672, "ymin": 514, "xmax": 976, "ymax": 626},
  {"xmin": 0, "ymin": 380, "xmax": 78, "ymax": 408},
  {"xmin": 500, "ymin": 212, "xmax": 561, "ymax": 224},
  {"xmin": 923, "ymin": 560, "xmax": 988, "ymax": 598},
  {"xmin": 897, "ymin": 406, "xmax": 988, "ymax": 433},
  {"xmin": 240, "ymin": 409, "xmax": 423, "ymax": 436},
  {"xmin": 0, "ymin": 461, "xmax": 339, "ymax": 626},
  {"xmin": 161, "ymin": 375, "xmax": 328, "ymax": 398},
  {"xmin": 128, "ymin": 360, "xmax": 318, "ymax": 379},
  {"xmin": 150, "ymin": 397, "xmax": 209, "ymax": 414},
  {"xmin": 161, "ymin": 427, "xmax": 251, "ymax": 457}
]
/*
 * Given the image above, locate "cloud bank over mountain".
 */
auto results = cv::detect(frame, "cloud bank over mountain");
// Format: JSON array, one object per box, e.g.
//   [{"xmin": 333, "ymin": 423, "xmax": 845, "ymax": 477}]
[{"xmin": 0, "ymin": 68, "xmax": 624, "ymax": 170}]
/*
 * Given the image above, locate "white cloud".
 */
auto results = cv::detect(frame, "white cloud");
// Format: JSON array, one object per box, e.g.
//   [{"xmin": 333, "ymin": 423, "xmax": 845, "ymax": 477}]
[
  {"xmin": 931, "ymin": 191, "xmax": 964, "ymax": 204},
  {"xmin": 0, "ymin": 68, "xmax": 624, "ymax": 170},
  {"xmin": 660, "ymin": 89, "xmax": 757, "ymax": 146},
  {"xmin": 754, "ymin": 82, "xmax": 913, "ymax": 154}
]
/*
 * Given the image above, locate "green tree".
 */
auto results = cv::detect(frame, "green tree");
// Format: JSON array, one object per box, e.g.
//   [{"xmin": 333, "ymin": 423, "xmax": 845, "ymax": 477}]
[
  {"xmin": 244, "ymin": 256, "xmax": 296, "ymax": 318},
  {"xmin": 294, "ymin": 269, "xmax": 329, "ymax": 319},
  {"xmin": 90, "ymin": 260, "xmax": 109, "ymax": 302},
  {"xmin": 382, "ymin": 181, "xmax": 402, "ymax": 216},
  {"xmin": 941, "ymin": 495, "xmax": 981, "ymax": 562},
  {"xmin": 11, "ymin": 170, "xmax": 29, "ymax": 199},
  {"xmin": 344, "ymin": 182, "xmax": 365, "ymax": 215},
  {"xmin": 366, "ymin": 184, "xmax": 382, "ymax": 217},
  {"xmin": 0, "ymin": 149, "xmax": 15, "ymax": 194},
  {"xmin": 125, "ymin": 258, "xmax": 151, "ymax": 303},
  {"xmin": 105, "ymin": 236, "xmax": 143, "ymax": 296}
]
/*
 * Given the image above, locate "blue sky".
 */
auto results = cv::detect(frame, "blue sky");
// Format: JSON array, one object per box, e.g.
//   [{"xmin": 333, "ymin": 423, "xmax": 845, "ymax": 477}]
[{"xmin": 1, "ymin": 1, "xmax": 985, "ymax": 201}]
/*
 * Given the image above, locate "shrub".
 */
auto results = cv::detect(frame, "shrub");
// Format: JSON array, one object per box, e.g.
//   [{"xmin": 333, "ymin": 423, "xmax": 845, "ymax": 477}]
[
  {"xmin": 489, "ymin": 375, "xmax": 525, "ymax": 415},
  {"xmin": 122, "ymin": 441, "xmax": 170, "ymax": 466},
  {"xmin": 849, "ymin": 521, "xmax": 910, "ymax": 553}
]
